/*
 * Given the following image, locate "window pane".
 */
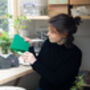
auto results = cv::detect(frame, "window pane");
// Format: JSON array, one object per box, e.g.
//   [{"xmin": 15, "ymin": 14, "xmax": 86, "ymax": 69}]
[{"xmin": 0, "ymin": 0, "xmax": 8, "ymax": 32}]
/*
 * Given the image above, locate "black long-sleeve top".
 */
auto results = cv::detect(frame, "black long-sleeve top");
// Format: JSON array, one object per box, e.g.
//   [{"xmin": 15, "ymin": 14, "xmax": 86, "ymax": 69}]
[{"xmin": 29, "ymin": 39, "xmax": 82, "ymax": 90}]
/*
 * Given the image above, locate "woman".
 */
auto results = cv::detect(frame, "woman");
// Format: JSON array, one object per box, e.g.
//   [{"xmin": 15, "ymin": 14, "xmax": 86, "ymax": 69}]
[{"xmin": 21, "ymin": 14, "xmax": 82, "ymax": 90}]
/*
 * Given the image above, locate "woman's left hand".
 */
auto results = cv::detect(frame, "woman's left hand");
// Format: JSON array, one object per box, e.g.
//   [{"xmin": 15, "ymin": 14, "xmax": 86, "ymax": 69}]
[{"xmin": 20, "ymin": 52, "xmax": 37, "ymax": 65}]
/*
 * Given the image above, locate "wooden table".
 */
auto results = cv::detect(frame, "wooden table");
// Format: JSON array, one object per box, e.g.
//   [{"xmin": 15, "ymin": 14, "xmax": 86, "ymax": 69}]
[{"xmin": 0, "ymin": 65, "xmax": 33, "ymax": 85}]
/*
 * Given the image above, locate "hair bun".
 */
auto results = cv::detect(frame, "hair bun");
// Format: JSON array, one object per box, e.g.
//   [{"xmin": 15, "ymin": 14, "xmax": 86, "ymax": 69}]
[{"xmin": 74, "ymin": 16, "xmax": 81, "ymax": 26}]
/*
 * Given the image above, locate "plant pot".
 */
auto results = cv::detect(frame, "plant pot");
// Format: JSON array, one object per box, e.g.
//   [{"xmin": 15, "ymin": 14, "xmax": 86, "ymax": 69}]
[{"xmin": 1, "ymin": 49, "xmax": 9, "ymax": 54}]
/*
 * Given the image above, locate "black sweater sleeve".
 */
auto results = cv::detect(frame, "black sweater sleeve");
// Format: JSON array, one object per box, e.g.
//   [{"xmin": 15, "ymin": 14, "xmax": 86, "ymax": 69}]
[
  {"xmin": 28, "ymin": 46, "xmax": 36, "ymax": 57},
  {"xmin": 31, "ymin": 49, "xmax": 82, "ymax": 85}
]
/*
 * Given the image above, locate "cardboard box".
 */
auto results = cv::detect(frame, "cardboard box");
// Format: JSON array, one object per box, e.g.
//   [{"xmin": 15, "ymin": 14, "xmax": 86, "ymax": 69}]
[
  {"xmin": 70, "ymin": 0, "xmax": 90, "ymax": 5},
  {"xmin": 48, "ymin": 5, "xmax": 68, "ymax": 17},
  {"xmin": 48, "ymin": 0, "xmax": 69, "ymax": 5}
]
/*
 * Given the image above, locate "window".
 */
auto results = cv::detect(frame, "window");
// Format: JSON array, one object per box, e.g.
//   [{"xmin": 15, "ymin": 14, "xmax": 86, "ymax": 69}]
[
  {"xmin": 0, "ymin": 0, "xmax": 8, "ymax": 31},
  {"xmin": 0, "ymin": 0, "xmax": 14, "ymax": 37}
]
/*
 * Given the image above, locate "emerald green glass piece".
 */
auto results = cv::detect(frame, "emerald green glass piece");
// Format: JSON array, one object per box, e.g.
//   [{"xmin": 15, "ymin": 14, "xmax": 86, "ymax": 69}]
[{"xmin": 10, "ymin": 34, "xmax": 30, "ymax": 53}]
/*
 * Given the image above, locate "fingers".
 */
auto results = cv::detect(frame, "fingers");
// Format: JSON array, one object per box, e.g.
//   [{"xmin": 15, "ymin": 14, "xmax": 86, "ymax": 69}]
[
  {"xmin": 21, "ymin": 52, "xmax": 33, "ymax": 60},
  {"xmin": 19, "ymin": 52, "xmax": 36, "ymax": 64},
  {"xmin": 22, "ymin": 51, "xmax": 31, "ymax": 55},
  {"xmin": 21, "ymin": 35, "xmax": 27, "ymax": 40},
  {"xmin": 21, "ymin": 35, "xmax": 32, "ymax": 46},
  {"xmin": 21, "ymin": 35, "xmax": 28, "ymax": 40}
]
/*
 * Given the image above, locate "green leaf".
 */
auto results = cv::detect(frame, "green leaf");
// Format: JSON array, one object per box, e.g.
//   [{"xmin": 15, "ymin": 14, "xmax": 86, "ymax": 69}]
[
  {"xmin": 5, "ymin": 13, "xmax": 13, "ymax": 19},
  {"xmin": 18, "ymin": 15, "xmax": 27, "ymax": 20},
  {"xmin": 19, "ymin": 25, "xmax": 27, "ymax": 29},
  {"xmin": 14, "ymin": 19, "xmax": 20, "ymax": 24}
]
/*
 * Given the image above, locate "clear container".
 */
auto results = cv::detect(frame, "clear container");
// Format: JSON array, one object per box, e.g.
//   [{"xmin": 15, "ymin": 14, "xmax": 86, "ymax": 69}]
[
  {"xmin": 22, "ymin": 0, "xmax": 48, "ymax": 16},
  {"xmin": 23, "ymin": 3, "xmax": 35, "ymax": 15},
  {"xmin": 23, "ymin": 0, "xmax": 41, "ymax": 16}
]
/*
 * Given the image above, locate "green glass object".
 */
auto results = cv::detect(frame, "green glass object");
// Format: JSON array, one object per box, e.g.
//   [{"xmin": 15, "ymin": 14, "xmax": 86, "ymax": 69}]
[{"xmin": 10, "ymin": 34, "xmax": 30, "ymax": 54}]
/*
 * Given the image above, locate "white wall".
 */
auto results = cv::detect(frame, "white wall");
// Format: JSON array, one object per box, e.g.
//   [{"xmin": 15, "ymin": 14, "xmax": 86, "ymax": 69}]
[{"xmin": 74, "ymin": 20, "xmax": 90, "ymax": 71}]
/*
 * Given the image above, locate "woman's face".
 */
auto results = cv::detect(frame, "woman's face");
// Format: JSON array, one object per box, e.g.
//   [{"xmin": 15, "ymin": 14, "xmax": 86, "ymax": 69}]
[{"xmin": 47, "ymin": 24, "xmax": 67, "ymax": 44}]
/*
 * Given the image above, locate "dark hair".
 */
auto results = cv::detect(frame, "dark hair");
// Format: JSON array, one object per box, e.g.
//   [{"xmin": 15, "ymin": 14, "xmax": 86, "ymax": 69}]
[{"xmin": 49, "ymin": 14, "xmax": 81, "ymax": 48}]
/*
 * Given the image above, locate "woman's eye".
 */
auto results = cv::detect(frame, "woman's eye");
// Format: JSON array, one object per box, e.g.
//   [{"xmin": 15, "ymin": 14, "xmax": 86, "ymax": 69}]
[
  {"xmin": 51, "ymin": 31, "xmax": 56, "ymax": 34},
  {"xmin": 51, "ymin": 32, "xmax": 54, "ymax": 34}
]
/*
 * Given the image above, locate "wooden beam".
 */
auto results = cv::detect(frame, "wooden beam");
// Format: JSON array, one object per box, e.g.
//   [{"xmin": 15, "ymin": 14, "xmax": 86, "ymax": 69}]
[
  {"xmin": 14, "ymin": 0, "xmax": 18, "ymax": 19},
  {"xmin": 14, "ymin": 0, "xmax": 18, "ymax": 34}
]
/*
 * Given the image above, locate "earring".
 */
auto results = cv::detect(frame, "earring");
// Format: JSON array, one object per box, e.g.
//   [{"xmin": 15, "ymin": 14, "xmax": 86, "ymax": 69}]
[{"xmin": 61, "ymin": 38, "xmax": 66, "ymax": 43}]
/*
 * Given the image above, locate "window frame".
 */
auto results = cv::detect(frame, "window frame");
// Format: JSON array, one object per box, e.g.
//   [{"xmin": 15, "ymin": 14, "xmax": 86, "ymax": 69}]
[{"xmin": 8, "ymin": 0, "xmax": 18, "ymax": 38}]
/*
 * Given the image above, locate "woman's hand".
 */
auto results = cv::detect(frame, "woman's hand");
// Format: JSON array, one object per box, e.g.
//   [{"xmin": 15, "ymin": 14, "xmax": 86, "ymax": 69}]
[
  {"xmin": 21, "ymin": 36, "xmax": 33, "ymax": 47},
  {"xmin": 20, "ymin": 52, "xmax": 37, "ymax": 65}
]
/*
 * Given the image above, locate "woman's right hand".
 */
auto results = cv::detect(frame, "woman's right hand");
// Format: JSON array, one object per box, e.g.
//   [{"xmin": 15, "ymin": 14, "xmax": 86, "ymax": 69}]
[
  {"xmin": 21, "ymin": 36, "xmax": 33, "ymax": 47},
  {"xmin": 20, "ymin": 51, "xmax": 37, "ymax": 65}
]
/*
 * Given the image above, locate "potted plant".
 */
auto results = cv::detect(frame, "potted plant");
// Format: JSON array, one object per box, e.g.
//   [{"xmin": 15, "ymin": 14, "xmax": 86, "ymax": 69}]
[{"xmin": 0, "ymin": 29, "xmax": 12, "ymax": 55}]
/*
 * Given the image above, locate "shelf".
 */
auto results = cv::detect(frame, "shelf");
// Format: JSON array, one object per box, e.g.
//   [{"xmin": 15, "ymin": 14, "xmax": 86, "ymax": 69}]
[
  {"xmin": 1, "ymin": 15, "xmax": 90, "ymax": 20},
  {"xmin": 0, "ymin": 15, "xmax": 50, "ymax": 20},
  {"xmin": 80, "ymin": 16, "xmax": 90, "ymax": 20},
  {"xmin": 26, "ymin": 15, "xmax": 50, "ymax": 20},
  {"xmin": 73, "ymin": 16, "xmax": 90, "ymax": 20},
  {"xmin": 70, "ymin": 0, "xmax": 90, "ymax": 5},
  {"xmin": 48, "ymin": 4, "xmax": 69, "ymax": 5},
  {"xmin": 26, "ymin": 15, "xmax": 90, "ymax": 20},
  {"xmin": 48, "ymin": 0, "xmax": 69, "ymax": 5},
  {"xmin": 31, "ymin": 38, "xmax": 44, "ymax": 43}
]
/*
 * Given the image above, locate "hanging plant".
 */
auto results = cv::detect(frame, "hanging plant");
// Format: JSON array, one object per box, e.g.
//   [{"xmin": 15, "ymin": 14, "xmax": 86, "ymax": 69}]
[{"xmin": 3, "ymin": 14, "xmax": 31, "ymax": 34}]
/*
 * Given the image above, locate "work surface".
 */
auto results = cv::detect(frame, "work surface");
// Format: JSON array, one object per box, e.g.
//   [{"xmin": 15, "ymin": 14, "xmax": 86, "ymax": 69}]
[{"xmin": 0, "ymin": 65, "xmax": 33, "ymax": 85}]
